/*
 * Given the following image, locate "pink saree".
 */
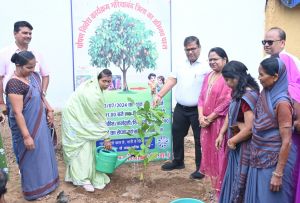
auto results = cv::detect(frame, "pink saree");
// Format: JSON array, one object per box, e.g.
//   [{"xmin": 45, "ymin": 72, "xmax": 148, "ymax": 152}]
[
  {"xmin": 198, "ymin": 71, "xmax": 231, "ymax": 192},
  {"xmin": 279, "ymin": 53, "xmax": 300, "ymax": 203}
]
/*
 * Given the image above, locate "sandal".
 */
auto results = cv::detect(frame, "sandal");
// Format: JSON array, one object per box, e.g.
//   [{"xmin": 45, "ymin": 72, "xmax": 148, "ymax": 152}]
[{"xmin": 83, "ymin": 184, "xmax": 95, "ymax": 192}]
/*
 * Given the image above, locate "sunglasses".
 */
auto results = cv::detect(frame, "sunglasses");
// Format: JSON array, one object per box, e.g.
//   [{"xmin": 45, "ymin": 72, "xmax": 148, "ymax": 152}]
[{"xmin": 261, "ymin": 40, "xmax": 281, "ymax": 46}]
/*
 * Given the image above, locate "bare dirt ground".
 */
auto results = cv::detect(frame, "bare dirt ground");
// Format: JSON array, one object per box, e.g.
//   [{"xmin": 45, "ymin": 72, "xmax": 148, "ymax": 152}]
[{"xmin": 2, "ymin": 113, "xmax": 213, "ymax": 203}]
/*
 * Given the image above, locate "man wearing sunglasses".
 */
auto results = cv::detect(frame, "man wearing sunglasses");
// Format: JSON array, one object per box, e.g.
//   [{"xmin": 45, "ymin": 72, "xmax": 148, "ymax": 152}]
[
  {"xmin": 263, "ymin": 27, "xmax": 300, "ymax": 128},
  {"xmin": 153, "ymin": 36, "xmax": 210, "ymax": 180},
  {"xmin": 262, "ymin": 27, "xmax": 300, "ymax": 71}
]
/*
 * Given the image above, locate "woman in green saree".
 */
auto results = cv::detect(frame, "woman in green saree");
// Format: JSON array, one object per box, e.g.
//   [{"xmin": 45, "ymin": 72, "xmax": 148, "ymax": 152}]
[{"xmin": 62, "ymin": 69, "xmax": 112, "ymax": 192}]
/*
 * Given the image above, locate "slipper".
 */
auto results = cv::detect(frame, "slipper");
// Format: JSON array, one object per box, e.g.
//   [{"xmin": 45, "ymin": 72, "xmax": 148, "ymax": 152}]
[{"xmin": 83, "ymin": 184, "xmax": 95, "ymax": 192}]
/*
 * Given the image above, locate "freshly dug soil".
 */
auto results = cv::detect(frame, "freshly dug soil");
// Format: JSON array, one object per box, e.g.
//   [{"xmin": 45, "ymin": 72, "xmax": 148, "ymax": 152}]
[{"xmin": 2, "ymin": 113, "xmax": 213, "ymax": 203}]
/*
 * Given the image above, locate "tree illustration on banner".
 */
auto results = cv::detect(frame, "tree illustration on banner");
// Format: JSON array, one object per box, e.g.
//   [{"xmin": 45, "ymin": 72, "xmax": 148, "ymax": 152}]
[{"xmin": 89, "ymin": 11, "xmax": 158, "ymax": 91}]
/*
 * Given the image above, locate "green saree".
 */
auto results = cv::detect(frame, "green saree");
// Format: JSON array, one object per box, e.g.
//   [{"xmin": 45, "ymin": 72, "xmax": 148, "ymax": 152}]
[{"xmin": 62, "ymin": 78, "xmax": 110, "ymax": 188}]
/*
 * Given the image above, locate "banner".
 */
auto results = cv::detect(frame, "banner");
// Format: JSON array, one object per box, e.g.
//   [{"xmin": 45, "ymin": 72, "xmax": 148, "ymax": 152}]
[{"xmin": 71, "ymin": 0, "xmax": 172, "ymax": 161}]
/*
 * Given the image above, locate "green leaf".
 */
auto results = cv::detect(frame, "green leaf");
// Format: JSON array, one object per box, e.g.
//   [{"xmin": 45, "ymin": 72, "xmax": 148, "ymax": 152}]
[
  {"xmin": 127, "ymin": 97, "xmax": 135, "ymax": 105},
  {"xmin": 151, "ymin": 132, "xmax": 160, "ymax": 137},
  {"xmin": 128, "ymin": 148, "xmax": 139, "ymax": 156},
  {"xmin": 140, "ymin": 145, "xmax": 146, "ymax": 151},
  {"xmin": 141, "ymin": 123, "xmax": 149, "ymax": 132},
  {"xmin": 144, "ymin": 101, "xmax": 150, "ymax": 111},
  {"xmin": 145, "ymin": 137, "xmax": 153, "ymax": 148},
  {"xmin": 148, "ymin": 152, "xmax": 158, "ymax": 162},
  {"xmin": 136, "ymin": 117, "xmax": 143, "ymax": 125},
  {"xmin": 138, "ymin": 129, "xmax": 144, "ymax": 138}
]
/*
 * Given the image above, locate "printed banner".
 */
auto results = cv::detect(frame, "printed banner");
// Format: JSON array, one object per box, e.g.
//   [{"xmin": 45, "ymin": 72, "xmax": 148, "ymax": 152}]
[{"xmin": 71, "ymin": 0, "xmax": 172, "ymax": 161}]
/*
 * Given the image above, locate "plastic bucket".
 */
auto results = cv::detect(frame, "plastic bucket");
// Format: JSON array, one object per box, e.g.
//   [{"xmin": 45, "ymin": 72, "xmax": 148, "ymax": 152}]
[
  {"xmin": 95, "ymin": 147, "xmax": 118, "ymax": 174},
  {"xmin": 170, "ymin": 198, "xmax": 204, "ymax": 203}
]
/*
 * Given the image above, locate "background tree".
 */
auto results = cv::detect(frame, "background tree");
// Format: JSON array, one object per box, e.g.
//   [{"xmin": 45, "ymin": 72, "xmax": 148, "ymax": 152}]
[{"xmin": 89, "ymin": 11, "xmax": 158, "ymax": 91}]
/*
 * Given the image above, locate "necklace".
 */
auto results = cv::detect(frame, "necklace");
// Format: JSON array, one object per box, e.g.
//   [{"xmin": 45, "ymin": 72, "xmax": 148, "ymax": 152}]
[
  {"xmin": 208, "ymin": 71, "xmax": 221, "ymax": 85},
  {"xmin": 205, "ymin": 72, "xmax": 221, "ymax": 103},
  {"xmin": 13, "ymin": 71, "xmax": 31, "ymax": 84}
]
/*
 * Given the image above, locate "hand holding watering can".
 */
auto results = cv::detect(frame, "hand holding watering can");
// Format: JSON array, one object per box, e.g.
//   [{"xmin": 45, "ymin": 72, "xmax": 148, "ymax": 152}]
[{"xmin": 103, "ymin": 138, "xmax": 112, "ymax": 150}]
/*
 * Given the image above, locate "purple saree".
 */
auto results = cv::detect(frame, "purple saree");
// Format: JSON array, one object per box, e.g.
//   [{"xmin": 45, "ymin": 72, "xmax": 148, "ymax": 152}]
[
  {"xmin": 244, "ymin": 58, "xmax": 296, "ymax": 203},
  {"xmin": 6, "ymin": 72, "xmax": 59, "ymax": 200},
  {"xmin": 219, "ymin": 90, "xmax": 259, "ymax": 203}
]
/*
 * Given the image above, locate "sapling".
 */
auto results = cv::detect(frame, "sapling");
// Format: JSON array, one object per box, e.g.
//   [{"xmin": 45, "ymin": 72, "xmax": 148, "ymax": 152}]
[{"xmin": 127, "ymin": 98, "xmax": 165, "ymax": 180}]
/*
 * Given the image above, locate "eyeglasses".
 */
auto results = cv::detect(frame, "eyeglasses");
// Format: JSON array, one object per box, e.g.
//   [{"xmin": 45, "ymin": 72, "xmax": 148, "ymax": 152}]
[
  {"xmin": 185, "ymin": 47, "xmax": 199, "ymax": 52},
  {"xmin": 261, "ymin": 40, "xmax": 281, "ymax": 46},
  {"xmin": 208, "ymin": 58, "xmax": 222, "ymax": 63}
]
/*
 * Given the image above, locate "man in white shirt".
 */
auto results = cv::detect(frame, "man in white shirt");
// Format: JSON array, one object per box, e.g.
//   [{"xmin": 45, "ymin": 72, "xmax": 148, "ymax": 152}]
[
  {"xmin": 154, "ymin": 36, "xmax": 210, "ymax": 179},
  {"xmin": 0, "ymin": 21, "xmax": 50, "ymax": 112}
]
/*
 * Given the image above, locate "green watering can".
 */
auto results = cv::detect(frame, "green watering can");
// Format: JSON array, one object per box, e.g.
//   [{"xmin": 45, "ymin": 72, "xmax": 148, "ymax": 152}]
[{"xmin": 95, "ymin": 146, "xmax": 133, "ymax": 174}]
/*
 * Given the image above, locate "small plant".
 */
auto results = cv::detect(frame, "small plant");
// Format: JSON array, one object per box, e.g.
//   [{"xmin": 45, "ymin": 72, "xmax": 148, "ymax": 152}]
[{"xmin": 127, "ymin": 98, "xmax": 165, "ymax": 180}]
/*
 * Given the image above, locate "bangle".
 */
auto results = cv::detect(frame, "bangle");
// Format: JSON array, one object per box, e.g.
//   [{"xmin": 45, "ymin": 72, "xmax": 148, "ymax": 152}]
[
  {"xmin": 272, "ymin": 171, "xmax": 283, "ymax": 178},
  {"xmin": 218, "ymin": 132, "xmax": 224, "ymax": 137},
  {"xmin": 42, "ymin": 91, "xmax": 47, "ymax": 97},
  {"xmin": 227, "ymin": 140, "xmax": 236, "ymax": 149},
  {"xmin": 47, "ymin": 109, "xmax": 54, "ymax": 112},
  {"xmin": 204, "ymin": 117, "xmax": 212, "ymax": 123}
]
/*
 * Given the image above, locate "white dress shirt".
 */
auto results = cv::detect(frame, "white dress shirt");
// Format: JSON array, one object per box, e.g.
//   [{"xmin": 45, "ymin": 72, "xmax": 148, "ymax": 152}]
[
  {"xmin": 0, "ymin": 44, "xmax": 50, "ymax": 90},
  {"xmin": 170, "ymin": 58, "xmax": 210, "ymax": 106}
]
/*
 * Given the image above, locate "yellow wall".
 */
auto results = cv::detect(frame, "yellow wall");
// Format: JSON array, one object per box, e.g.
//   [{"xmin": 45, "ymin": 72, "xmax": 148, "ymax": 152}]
[{"xmin": 265, "ymin": 0, "xmax": 300, "ymax": 58}]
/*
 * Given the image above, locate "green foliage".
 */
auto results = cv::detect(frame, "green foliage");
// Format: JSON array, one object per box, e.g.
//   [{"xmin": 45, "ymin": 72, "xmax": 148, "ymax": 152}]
[
  {"xmin": 89, "ymin": 11, "xmax": 158, "ymax": 91},
  {"xmin": 127, "ymin": 98, "xmax": 165, "ymax": 180}
]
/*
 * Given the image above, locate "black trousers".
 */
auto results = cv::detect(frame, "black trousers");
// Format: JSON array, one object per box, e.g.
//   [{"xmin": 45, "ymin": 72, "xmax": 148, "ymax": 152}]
[{"xmin": 171, "ymin": 103, "xmax": 201, "ymax": 170}]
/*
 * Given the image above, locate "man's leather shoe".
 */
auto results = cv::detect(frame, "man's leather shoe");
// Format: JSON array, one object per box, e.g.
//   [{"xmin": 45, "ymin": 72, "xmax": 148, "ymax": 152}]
[
  {"xmin": 161, "ymin": 162, "xmax": 185, "ymax": 171},
  {"xmin": 190, "ymin": 171, "xmax": 205, "ymax": 180}
]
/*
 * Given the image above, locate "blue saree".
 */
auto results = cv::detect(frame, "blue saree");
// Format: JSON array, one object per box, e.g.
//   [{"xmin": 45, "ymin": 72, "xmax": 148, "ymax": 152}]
[
  {"xmin": 244, "ymin": 58, "xmax": 296, "ymax": 203},
  {"xmin": 219, "ymin": 90, "xmax": 259, "ymax": 203},
  {"xmin": 6, "ymin": 72, "xmax": 59, "ymax": 200}
]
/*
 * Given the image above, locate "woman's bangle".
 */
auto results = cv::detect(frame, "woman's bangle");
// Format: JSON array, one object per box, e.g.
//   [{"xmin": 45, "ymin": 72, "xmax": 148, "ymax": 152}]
[
  {"xmin": 227, "ymin": 140, "xmax": 236, "ymax": 149},
  {"xmin": 47, "ymin": 109, "xmax": 54, "ymax": 113},
  {"xmin": 204, "ymin": 117, "xmax": 212, "ymax": 123},
  {"xmin": 42, "ymin": 91, "xmax": 47, "ymax": 97},
  {"xmin": 272, "ymin": 171, "xmax": 283, "ymax": 178},
  {"xmin": 218, "ymin": 132, "xmax": 225, "ymax": 138}
]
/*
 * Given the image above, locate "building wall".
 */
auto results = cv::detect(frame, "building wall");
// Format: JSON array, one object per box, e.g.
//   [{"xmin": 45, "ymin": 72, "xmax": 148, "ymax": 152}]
[
  {"xmin": 265, "ymin": 0, "xmax": 300, "ymax": 58},
  {"xmin": 0, "ymin": 0, "xmax": 266, "ymax": 109}
]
